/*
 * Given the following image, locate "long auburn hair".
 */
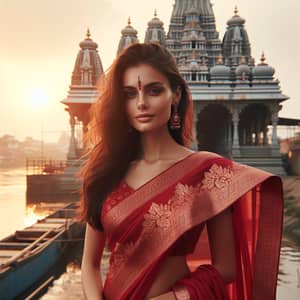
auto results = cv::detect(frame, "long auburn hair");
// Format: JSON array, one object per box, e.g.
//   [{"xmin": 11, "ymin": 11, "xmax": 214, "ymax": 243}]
[{"xmin": 79, "ymin": 43, "xmax": 194, "ymax": 231}]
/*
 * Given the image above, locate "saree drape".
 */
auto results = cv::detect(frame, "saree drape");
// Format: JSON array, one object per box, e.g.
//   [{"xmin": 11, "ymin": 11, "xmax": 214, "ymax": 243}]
[{"xmin": 101, "ymin": 151, "xmax": 283, "ymax": 300}]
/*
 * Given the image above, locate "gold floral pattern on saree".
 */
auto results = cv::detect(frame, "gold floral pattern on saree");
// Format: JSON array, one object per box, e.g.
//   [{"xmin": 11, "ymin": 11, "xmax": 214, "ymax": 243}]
[
  {"xmin": 201, "ymin": 163, "xmax": 234, "ymax": 191},
  {"xmin": 107, "ymin": 241, "xmax": 136, "ymax": 280},
  {"xmin": 143, "ymin": 183, "xmax": 201, "ymax": 233},
  {"xmin": 143, "ymin": 202, "xmax": 173, "ymax": 231}
]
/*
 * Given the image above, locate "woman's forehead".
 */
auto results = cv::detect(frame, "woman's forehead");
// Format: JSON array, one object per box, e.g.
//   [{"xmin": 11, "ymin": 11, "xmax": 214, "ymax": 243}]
[{"xmin": 122, "ymin": 64, "xmax": 168, "ymax": 87}]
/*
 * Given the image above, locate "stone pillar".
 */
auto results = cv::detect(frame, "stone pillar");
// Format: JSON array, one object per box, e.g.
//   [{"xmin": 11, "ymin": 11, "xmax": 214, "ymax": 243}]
[
  {"xmin": 192, "ymin": 109, "xmax": 199, "ymax": 151},
  {"xmin": 67, "ymin": 114, "xmax": 77, "ymax": 160},
  {"xmin": 271, "ymin": 104, "xmax": 282, "ymax": 156},
  {"xmin": 263, "ymin": 126, "xmax": 268, "ymax": 145},
  {"xmin": 232, "ymin": 107, "xmax": 240, "ymax": 156},
  {"xmin": 271, "ymin": 114, "xmax": 279, "ymax": 146},
  {"xmin": 255, "ymin": 123, "xmax": 259, "ymax": 145},
  {"xmin": 228, "ymin": 122, "xmax": 232, "ymax": 149}
]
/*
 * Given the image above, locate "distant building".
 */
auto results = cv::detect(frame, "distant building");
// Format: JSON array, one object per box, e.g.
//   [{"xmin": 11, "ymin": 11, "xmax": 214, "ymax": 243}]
[{"xmin": 0, "ymin": 135, "xmax": 19, "ymax": 150}]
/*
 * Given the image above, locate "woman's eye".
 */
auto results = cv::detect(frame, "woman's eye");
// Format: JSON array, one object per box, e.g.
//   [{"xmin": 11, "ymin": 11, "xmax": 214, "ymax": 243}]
[
  {"xmin": 149, "ymin": 88, "xmax": 163, "ymax": 96},
  {"xmin": 123, "ymin": 90, "xmax": 137, "ymax": 99}
]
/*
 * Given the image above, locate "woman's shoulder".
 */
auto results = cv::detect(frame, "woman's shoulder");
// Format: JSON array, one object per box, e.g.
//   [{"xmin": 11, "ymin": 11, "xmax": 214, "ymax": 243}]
[
  {"xmin": 191, "ymin": 150, "xmax": 228, "ymax": 164},
  {"xmin": 193, "ymin": 151, "xmax": 276, "ymax": 178}
]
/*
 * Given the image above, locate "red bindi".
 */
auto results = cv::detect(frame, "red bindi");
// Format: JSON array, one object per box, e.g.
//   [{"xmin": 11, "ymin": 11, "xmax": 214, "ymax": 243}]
[{"xmin": 138, "ymin": 76, "xmax": 142, "ymax": 91}]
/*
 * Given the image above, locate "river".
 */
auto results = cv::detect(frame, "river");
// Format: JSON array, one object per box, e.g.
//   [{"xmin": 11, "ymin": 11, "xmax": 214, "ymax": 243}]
[{"xmin": 0, "ymin": 168, "xmax": 299, "ymax": 299}]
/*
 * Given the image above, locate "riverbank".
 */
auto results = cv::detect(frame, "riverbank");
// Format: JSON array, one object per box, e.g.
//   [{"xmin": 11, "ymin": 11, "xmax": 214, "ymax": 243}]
[{"xmin": 282, "ymin": 176, "xmax": 300, "ymax": 245}]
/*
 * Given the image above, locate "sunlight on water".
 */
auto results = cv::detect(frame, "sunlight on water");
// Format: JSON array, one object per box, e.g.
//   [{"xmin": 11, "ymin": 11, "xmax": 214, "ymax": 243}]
[
  {"xmin": 0, "ymin": 168, "xmax": 27, "ymax": 238},
  {"xmin": 24, "ymin": 204, "xmax": 53, "ymax": 227},
  {"xmin": 0, "ymin": 168, "xmax": 61, "ymax": 238}
]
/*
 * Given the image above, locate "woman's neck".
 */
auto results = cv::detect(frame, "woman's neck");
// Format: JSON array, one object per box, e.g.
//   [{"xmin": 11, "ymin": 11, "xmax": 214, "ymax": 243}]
[{"xmin": 138, "ymin": 126, "xmax": 183, "ymax": 162}]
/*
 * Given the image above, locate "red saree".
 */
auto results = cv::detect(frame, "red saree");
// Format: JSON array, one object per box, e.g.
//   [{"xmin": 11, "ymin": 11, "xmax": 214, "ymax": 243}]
[{"xmin": 101, "ymin": 151, "xmax": 283, "ymax": 300}]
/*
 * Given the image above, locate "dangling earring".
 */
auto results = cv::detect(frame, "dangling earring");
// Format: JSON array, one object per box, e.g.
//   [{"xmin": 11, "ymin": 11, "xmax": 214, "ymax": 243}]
[{"xmin": 170, "ymin": 103, "xmax": 181, "ymax": 130}]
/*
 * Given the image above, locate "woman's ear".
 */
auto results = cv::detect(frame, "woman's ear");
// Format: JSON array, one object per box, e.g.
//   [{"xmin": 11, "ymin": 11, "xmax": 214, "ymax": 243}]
[{"xmin": 172, "ymin": 86, "xmax": 182, "ymax": 105}]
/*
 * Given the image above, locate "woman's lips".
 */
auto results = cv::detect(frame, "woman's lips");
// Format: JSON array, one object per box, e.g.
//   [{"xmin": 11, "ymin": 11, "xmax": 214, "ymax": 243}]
[
  {"xmin": 135, "ymin": 114, "xmax": 154, "ymax": 122},
  {"xmin": 136, "ymin": 116, "xmax": 153, "ymax": 122}
]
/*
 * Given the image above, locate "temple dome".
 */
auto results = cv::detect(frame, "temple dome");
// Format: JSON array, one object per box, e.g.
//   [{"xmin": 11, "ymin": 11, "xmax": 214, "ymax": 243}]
[
  {"xmin": 235, "ymin": 56, "xmax": 250, "ymax": 79},
  {"xmin": 79, "ymin": 29, "xmax": 98, "ymax": 50},
  {"xmin": 227, "ymin": 6, "xmax": 245, "ymax": 26},
  {"xmin": 117, "ymin": 18, "xmax": 139, "ymax": 55},
  {"xmin": 144, "ymin": 10, "xmax": 166, "ymax": 46},
  {"xmin": 222, "ymin": 7, "xmax": 252, "ymax": 67},
  {"xmin": 121, "ymin": 18, "xmax": 138, "ymax": 36},
  {"xmin": 210, "ymin": 55, "xmax": 231, "ymax": 80},
  {"xmin": 147, "ymin": 10, "xmax": 164, "ymax": 27},
  {"xmin": 253, "ymin": 53, "xmax": 275, "ymax": 79},
  {"xmin": 210, "ymin": 65, "xmax": 231, "ymax": 77}
]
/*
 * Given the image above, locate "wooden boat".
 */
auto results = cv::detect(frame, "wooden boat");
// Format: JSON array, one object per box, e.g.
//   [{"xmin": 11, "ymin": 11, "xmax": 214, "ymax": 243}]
[{"xmin": 0, "ymin": 203, "xmax": 85, "ymax": 300}]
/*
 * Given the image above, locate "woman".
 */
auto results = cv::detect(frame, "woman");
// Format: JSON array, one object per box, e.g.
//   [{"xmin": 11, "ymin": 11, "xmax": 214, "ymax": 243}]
[{"xmin": 79, "ymin": 43, "xmax": 283, "ymax": 300}]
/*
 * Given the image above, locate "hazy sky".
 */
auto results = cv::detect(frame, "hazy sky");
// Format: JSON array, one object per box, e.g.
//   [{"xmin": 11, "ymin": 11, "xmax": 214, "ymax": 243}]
[{"xmin": 0, "ymin": 0, "xmax": 299, "ymax": 142}]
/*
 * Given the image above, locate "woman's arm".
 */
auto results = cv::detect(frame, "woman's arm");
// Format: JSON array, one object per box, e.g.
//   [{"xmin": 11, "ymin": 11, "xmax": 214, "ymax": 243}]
[
  {"xmin": 81, "ymin": 223, "xmax": 106, "ymax": 300},
  {"xmin": 161, "ymin": 207, "xmax": 236, "ymax": 300},
  {"xmin": 206, "ymin": 206, "xmax": 236, "ymax": 283}
]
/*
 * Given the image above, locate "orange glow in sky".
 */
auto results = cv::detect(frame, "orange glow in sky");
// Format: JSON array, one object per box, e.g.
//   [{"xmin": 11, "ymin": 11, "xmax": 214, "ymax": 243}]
[{"xmin": 0, "ymin": 0, "xmax": 299, "ymax": 142}]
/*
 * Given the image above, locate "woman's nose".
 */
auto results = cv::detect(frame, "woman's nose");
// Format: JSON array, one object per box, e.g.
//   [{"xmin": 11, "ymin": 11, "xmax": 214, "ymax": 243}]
[{"xmin": 137, "ymin": 92, "xmax": 148, "ymax": 110}]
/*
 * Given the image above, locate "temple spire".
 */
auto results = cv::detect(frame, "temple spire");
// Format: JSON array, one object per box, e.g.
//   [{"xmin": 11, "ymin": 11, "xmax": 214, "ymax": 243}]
[
  {"xmin": 234, "ymin": 5, "xmax": 239, "ymax": 16},
  {"xmin": 145, "ymin": 9, "xmax": 166, "ymax": 46},
  {"xmin": 86, "ymin": 28, "xmax": 91, "ymax": 39},
  {"xmin": 117, "ymin": 18, "xmax": 139, "ymax": 55},
  {"xmin": 260, "ymin": 51, "xmax": 267, "ymax": 64},
  {"xmin": 172, "ymin": 0, "xmax": 214, "ymax": 17},
  {"xmin": 167, "ymin": 0, "xmax": 222, "ymax": 70}
]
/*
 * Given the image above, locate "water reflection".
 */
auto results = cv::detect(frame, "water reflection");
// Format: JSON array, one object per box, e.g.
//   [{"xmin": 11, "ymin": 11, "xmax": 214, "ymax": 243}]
[
  {"xmin": 41, "ymin": 241, "xmax": 300, "ymax": 300},
  {"xmin": 41, "ymin": 263, "xmax": 83, "ymax": 300},
  {"xmin": 277, "ymin": 239, "xmax": 300, "ymax": 299},
  {"xmin": 0, "ymin": 168, "xmax": 69, "ymax": 237},
  {"xmin": 0, "ymin": 168, "xmax": 27, "ymax": 238}
]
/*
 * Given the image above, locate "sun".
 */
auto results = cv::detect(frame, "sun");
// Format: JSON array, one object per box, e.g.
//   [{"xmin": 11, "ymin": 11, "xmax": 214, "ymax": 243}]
[{"xmin": 28, "ymin": 87, "xmax": 49, "ymax": 108}]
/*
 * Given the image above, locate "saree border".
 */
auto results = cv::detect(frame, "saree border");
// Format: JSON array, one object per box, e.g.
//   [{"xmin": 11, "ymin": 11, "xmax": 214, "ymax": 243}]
[
  {"xmin": 252, "ymin": 176, "xmax": 283, "ymax": 299},
  {"xmin": 104, "ymin": 158, "xmax": 281, "ymax": 299},
  {"xmin": 103, "ymin": 151, "xmax": 219, "ymax": 235}
]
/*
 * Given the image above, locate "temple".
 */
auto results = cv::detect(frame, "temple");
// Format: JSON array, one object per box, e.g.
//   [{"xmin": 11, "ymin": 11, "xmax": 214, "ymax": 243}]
[
  {"xmin": 61, "ymin": 29, "xmax": 103, "ymax": 190},
  {"xmin": 62, "ymin": 0, "xmax": 290, "ymax": 175}
]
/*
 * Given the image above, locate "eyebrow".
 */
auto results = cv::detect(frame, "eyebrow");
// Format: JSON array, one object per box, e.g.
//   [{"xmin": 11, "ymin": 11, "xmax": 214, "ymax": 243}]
[{"xmin": 123, "ymin": 81, "xmax": 164, "ymax": 89}]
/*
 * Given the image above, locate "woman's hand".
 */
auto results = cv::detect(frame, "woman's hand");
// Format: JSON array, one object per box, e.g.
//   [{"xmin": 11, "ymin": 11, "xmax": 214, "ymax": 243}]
[{"xmin": 149, "ymin": 291, "xmax": 176, "ymax": 300}]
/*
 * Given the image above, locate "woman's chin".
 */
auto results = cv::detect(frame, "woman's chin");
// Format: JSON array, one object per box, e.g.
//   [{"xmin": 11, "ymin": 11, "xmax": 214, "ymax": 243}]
[{"xmin": 133, "ymin": 124, "xmax": 166, "ymax": 134}]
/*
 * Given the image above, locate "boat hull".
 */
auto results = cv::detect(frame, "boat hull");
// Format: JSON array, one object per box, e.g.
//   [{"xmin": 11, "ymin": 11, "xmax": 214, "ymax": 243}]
[{"xmin": 0, "ymin": 204, "xmax": 84, "ymax": 299}]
